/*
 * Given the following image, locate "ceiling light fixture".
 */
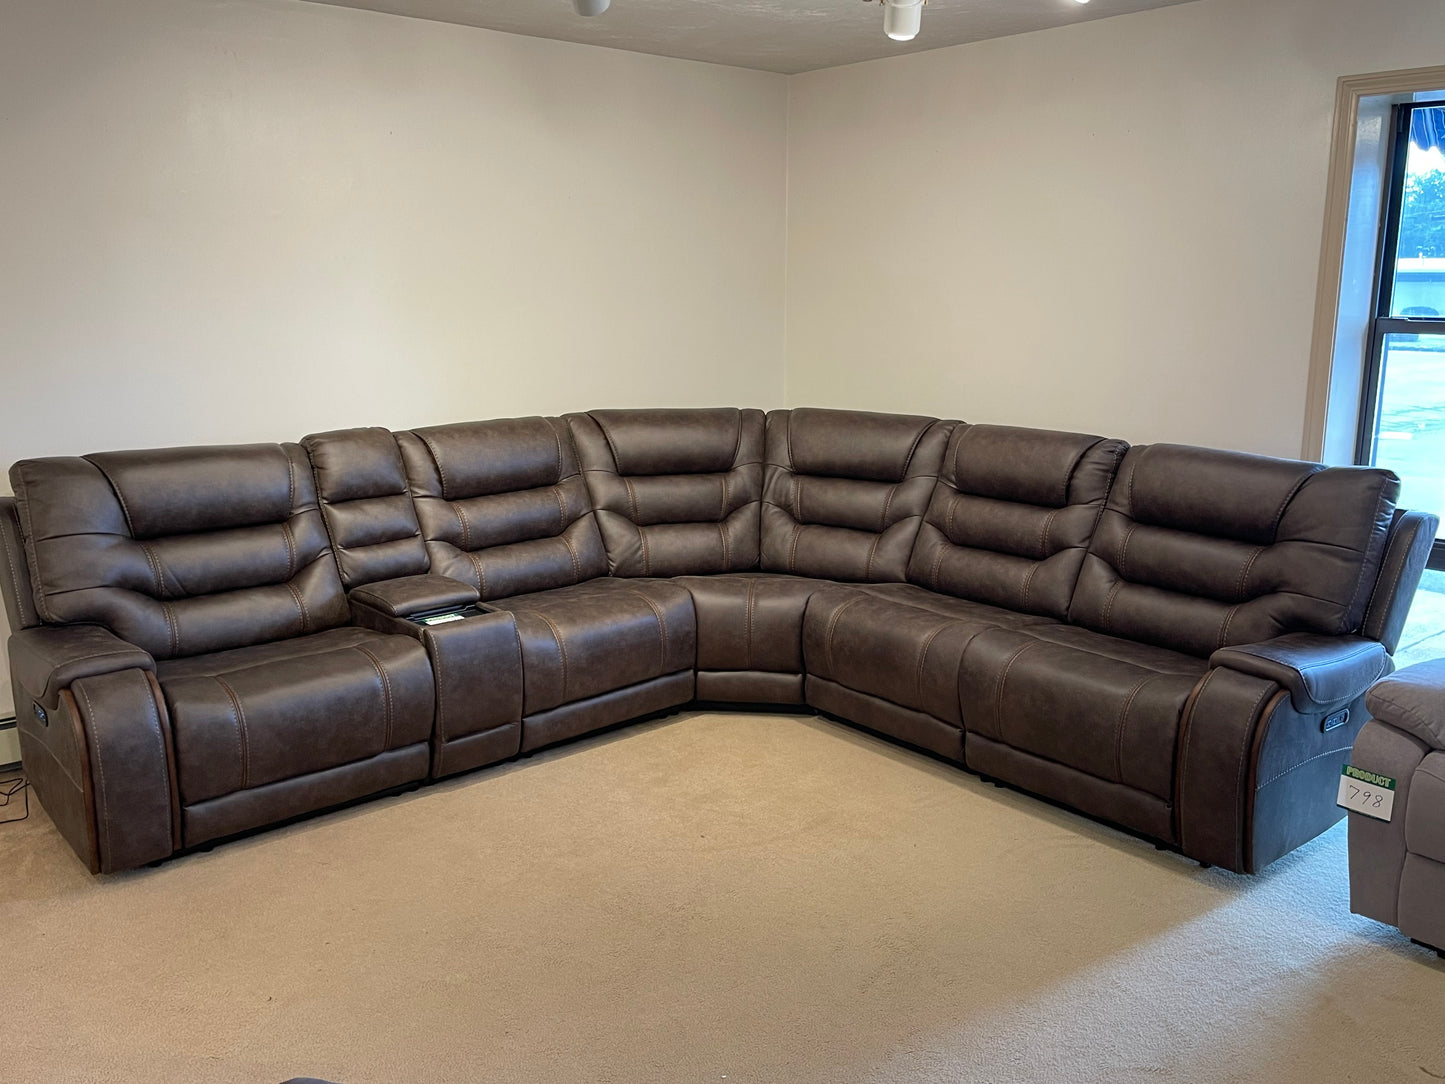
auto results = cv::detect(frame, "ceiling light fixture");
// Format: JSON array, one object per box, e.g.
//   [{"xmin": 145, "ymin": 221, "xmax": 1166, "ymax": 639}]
[
  {"xmin": 864, "ymin": 0, "xmax": 925, "ymax": 44},
  {"xmin": 572, "ymin": 0, "xmax": 610, "ymax": 15}
]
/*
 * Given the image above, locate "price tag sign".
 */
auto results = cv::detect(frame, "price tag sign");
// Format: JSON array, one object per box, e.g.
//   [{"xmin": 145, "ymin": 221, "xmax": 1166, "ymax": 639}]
[{"xmin": 1337, "ymin": 765, "xmax": 1396, "ymax": 822}]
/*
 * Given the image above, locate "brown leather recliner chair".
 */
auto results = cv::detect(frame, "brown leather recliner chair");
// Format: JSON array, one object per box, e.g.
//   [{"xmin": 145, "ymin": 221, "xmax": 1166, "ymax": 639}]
[{"xmin": 4, "ymin": 444, "xmax": 435, "ymax": 873}]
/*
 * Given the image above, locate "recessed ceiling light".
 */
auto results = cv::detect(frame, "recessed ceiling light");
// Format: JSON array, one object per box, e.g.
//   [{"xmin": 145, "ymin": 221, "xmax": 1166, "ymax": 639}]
[{"xmin": 573, "ymin": 0, "xmax": 610, "ymax": 15}]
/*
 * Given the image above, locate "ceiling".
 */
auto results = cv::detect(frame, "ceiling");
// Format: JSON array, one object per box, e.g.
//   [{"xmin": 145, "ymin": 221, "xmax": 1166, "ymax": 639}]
[{"xmin": 299, "ymin": 0, "xmax": 1201, "ymax": 75}]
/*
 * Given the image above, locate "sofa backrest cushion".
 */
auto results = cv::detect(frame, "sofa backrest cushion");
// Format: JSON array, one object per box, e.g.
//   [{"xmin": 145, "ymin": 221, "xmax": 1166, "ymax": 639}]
[
  {"xmin": 1070, "ymin": 444, "xmax": 1399, "ymax": 657},
  {"xmin": 10, "ymin": 444, "xmax": 348, "ymax": 659},
  {"xmin": 907, "ymin": 424, "xmax": 1127, "ymax": 619},
  {"xmin": 302, "ymin": 427, "xmax": 430, "ymax": 589},
  {"xmin": 761, "ymin": 408, "xmax": 954, "ymax": 582},
  {"xmin": 396, "ymin": 416, "xmax": 606, "ymax": 601},
  {"xmin": 567, "ymin": 408, "xmax": 764, "ymax": 577}
]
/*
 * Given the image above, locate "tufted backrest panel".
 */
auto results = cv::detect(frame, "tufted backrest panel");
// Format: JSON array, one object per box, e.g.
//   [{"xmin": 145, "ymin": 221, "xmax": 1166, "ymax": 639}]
[
  {"xmin": 567, "ymin": 408, "xmax": 764, "ymax": 577},
  {"xmin": 1069, "ymin": 444, "xmax": 1399, "ymax": 657},
  {"xmin": 907, "ymin": 424, "xmax": 1127, "ymax": 619},
  {"xmin": 11, "ymin": 444, "xmax": 348, "ymax": 659},
  {"xmin": 396, "ymin": 417, "xmax": 606, "ymax": 602},
  {"xmin": 761, "ymin": 408, "xmax": 955, "ymax": 582},
  {"xmin": 302, "ymin": 427, "xmax": 430, "ymax": 590}
]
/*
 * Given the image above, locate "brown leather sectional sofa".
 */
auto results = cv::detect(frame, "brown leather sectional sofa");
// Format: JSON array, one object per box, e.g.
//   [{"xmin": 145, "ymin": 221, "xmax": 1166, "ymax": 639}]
[{"xmin": 1, "ymin": 408, "xmax": 1435, "ymax": 876}]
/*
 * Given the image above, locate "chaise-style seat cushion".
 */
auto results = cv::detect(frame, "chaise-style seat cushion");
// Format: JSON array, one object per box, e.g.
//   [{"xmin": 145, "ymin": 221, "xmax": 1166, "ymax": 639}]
[
  {"xmin": 958, "ymin": 623, "xmax": 1209, "ymax": 837},
  {"xmin": 486, "ymin": 577, "xmax": 696, "ymax": 725},
  {"xmin": 156, "ymin": 627, "xmax": 435, "ymax": 845},
  {"xmin": 803, "ymin": 583, "xmax": 1054, "ymax": 757}
]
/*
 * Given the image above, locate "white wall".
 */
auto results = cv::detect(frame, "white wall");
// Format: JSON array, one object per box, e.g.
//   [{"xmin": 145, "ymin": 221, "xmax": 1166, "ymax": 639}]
[
  {"xmin": 0, "ymin": 0, "xmax": 788, "ymax": 712},
  {"xmin": 785, "ymin": 0, "xmax": 1445, "ymax": 457}
]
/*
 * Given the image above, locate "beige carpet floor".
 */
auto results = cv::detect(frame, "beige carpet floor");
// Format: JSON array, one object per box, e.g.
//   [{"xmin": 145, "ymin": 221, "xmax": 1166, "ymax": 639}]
[{"xmin": 2, "ymin": 711, "xmax": 1443, "ymax": 1084}]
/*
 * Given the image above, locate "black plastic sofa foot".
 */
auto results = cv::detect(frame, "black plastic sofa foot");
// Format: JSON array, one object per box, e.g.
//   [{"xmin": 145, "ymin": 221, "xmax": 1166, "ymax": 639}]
[{"xmin": 1410, "ymin": 938, "xmax": 1445, "ymax": 959}]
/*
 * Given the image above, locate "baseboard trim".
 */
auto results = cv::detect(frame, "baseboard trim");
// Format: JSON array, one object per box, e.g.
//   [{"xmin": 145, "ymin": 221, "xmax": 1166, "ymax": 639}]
[{"xmin": 0, "ymin": 718, "xmax": 20, "ymax": 771}]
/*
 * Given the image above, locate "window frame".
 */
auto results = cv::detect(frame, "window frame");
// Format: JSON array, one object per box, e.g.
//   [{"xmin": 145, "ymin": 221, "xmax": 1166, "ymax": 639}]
[{"xmin": 1355, "ymin": 101, "xmax": 1445, "ymax": 570}]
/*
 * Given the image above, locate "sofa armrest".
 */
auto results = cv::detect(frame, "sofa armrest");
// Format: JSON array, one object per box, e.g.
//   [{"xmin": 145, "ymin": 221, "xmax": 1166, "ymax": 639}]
[
  {"xmin": 1364, "ymin": 659, "xmax": 1445, "ymax": 751},
  {"xmin": 349, "ymin": 574, "xmax": 480, "ymax": 618},
  {"xmin": 8, "ymin": 624, "xmax": 155, "ymax": 711},
  {"xmin": 1210, "ymin": 633, "xmax": 1390, "ymax": 714}
]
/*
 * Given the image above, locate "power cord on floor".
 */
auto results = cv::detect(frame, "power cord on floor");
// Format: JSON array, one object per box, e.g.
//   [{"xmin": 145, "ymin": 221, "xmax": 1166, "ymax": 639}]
[{"xmin": 0, "ymin": 772, "xmax": 29, "ymax": 825}]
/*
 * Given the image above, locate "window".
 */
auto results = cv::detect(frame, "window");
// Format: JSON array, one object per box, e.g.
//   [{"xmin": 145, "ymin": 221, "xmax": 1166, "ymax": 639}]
[{"xmin": 1358, "ymin": 103, "xmax": 1445, "ymax": 568}]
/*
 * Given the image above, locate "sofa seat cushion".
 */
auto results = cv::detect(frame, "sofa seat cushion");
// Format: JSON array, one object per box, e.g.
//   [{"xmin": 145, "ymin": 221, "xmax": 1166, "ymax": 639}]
[
  {"xmin": 803, "ymin": 584, "xmax": 1053, "ymax": 727},
  {"xmin": 1406, "ymin": 752, "xmax": 1445, "ymax": 865},
  {"xmin": 674, "ymin": 573, "xmax": 833, "ymax": 674},
  {"xmin": 156, "ymin": 628, "xmax": 435, "ymax": 807},
  {"xmin": 487, "ymin": 578, "xmax": 696, "ymax": 714},
  {"xmin": 958, "ymin": 624, "xmax": 1208, "ymax": 800}
]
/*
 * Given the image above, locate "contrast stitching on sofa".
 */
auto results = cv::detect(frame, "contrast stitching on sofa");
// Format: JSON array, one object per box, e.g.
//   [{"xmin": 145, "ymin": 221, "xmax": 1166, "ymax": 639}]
[
  {"xmin": 597, "ymin": 418, "xmax": 625, "ymax": 476},
  {"xmin": 559, "ymin": 532, "xmax": 583, "ymax": 584},
  {"xmin": 465, "ymin": 551, "xmax": 488, "ymax": 599},
  {"xmin": 531, "ymin": 611, "xmax": 570, "ymax": 702},
  {"xmin": 1256, "ymin": 744, "xmax": 1355, "ymax": 790},
  {"xmin": 794, "ymin": 476, "xmax": 805, "ymax": 523},
  {"xmin": 639, "ymin": 528, "xmax": 653, "ymax": 576},
  {"xmin": 1175, "ymin": 668, "xmax": 1218, "ymax": 853},
  {"xmin": 629, "ymin": 590, "xmax": 670, "ymax": 669},
  {"xmin": 1021, "ymin": 562, "xmax": 1041, "ymax": 613},
  {"xmin": 822, "ymin": 596, "xmax": 862, "ymax": 677},
  {"xmin": 285, "ymin": 581, "xmax": 311, "ymax": 634},
  {"xmin": 1117, "ymin": 523, "xmax": 1139, "ymax": 579},
  {"xmin": 1217, "ymin": 605, "xmax": 1241, "ymax": 651},
  {"xmin": 75, "ymin": 683, "xmax": 114, "ymax": 866},
  {"xmin": 915, "ymin": 624, "xmax": 949, "ymax": 705},
  {"xmin": 944, "ymin": 492, "xmax": 961, "ymax": 542},
  {"xmin": 215, "ymin": 676, "xmax": 251, "ymax": 791},
  {"xmin": 1038, "ymin": 508, "xmax": 1060, "ymax": 560},
  {"xmin": 0, "ymin": 516, "xmax": 32, "ymax": 627},
  {"xmin": 863, "ymin": 533, "xmax": 883, "ymax": 581},
  {"xmin": 455, "ymin": 502, "xmax": 475, "ymax": 551},
  {"xmin": 413, "ymin": 629, "xmax": 446, "ymax": 743},
  {"xmin": 356, "ymin": 645, "xmax": 395, "ymax": 750},
  {"xmin": 550, "ymin": 486, "xmax": 568, "ymax": 536},
  {"xmin": 1268, "ymin": 470, "xmax": 1316, "ymax": 541},
  {"xmin": 415, "ymin": 432, "xmax": 452, "ymax": 502},
  {"xmin": 788, "ymin": 525, "xmax": 803, "ymax": 574},
  {"xmin": 896, "ymin": 423, "xmax": 931, "ymax": 482},
  {"xmin": 1231, "ymin": 683, "xmax": 1276, "ymax": 851},
  {"xmin": 88, "ymin": 458, "xmax": 138, "ymax": 539},
  {"xmin": 1113, "ymin": 674, "xmax": 1156, "ymax": 783},
  {"xmin": 11, "ymin": 467, "xmax": 55, "ymax": 624},
  {"xmin": 730, "ymin": 410, "xmax": 744, "ymax": 467},
  {"xmin": 879, "ymin": 485, "xmax": 899, "ymax": 532},
  {"xmin": 160, "ymin": 601, "xmax": 180, "ymax": 658},
  {"xmin": 929, "ymin": 544, "xmax": 947, "ymax": 590},
  {"xmin": 550, "ymin": 421, "xmax": 565, "ymax": 483},
  {"xmin": 280, "ymin": 521, "xmax": 297, "ymax": 581},
  {"xmin": 718, "ymin": 522, "xmax": 730, "ymax": 570},
  {"xmin": 1235, "ymin": 545, "xmax": 1264, "ymax": 602},
  {"xmin": 285, "ymin": 450, "xmax": 298, "ymax": 515},
  {"xmin": 993, "ymin": 641, "xmax": 1038, "ymax": 742},
  {"xmin": 1363, "ymin": 536, "xmax": 1408, "ymax": 637},
  {"xmin": 139, "ymin": 541, "xmax": 166, "ymax": 599},
  {"xmin": 1345, "ymin": 482, "xmax": 1399, "ymax": 628},
  {"xmin": 624, "ymin": 477, "xmax": 641, "ymax": 523},
  {"xmin": 1101, "ymin": 580, "xmax": 1125, "ymax": 630},
  {"xmin": 745, "ymin": 578, "xmax": 757, "ymax": 669},
  {"xmin": 1125, "ymin": 448, "xmax": 1147, "ymax": 514}
]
